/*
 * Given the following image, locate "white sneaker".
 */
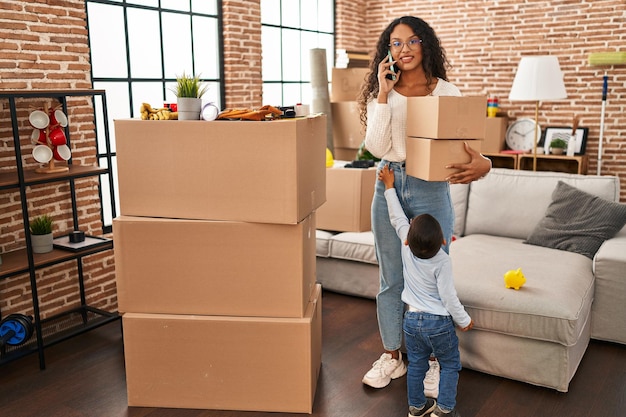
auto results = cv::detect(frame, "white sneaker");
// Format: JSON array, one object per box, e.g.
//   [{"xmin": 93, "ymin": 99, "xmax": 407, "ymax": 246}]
[
  {"xmin": 362, "ymin": 352, "xmax": 407, "ymax": 388},
  {"xmin": 424, "ymin": 359, "xmax": 440, "ymax": 398}
]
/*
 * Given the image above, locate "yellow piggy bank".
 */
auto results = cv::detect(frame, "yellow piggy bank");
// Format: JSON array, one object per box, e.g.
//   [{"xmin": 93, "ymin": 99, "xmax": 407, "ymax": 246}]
[{"xmin": 504, "ymin": 268, "xmax": 526, "ymax": 290}]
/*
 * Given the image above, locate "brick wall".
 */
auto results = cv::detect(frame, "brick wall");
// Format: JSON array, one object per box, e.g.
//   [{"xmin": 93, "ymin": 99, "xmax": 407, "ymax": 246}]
[
  {"xmin": 0, "ymin": 0, "xmax": 116, "ymax": 318},
  {"xmin": 1, "ymin": 0, "xmax": 625, "ymax": 318},
  {"xmin": 337, "ymin": 0, "xmax": 626, "ymax": 200}
]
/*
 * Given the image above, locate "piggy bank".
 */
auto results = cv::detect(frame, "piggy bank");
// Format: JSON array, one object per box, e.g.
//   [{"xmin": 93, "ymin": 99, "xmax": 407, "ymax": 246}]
[{"xmin": 504, "ymin": 268, "xmax": 526, "ymax": 290}]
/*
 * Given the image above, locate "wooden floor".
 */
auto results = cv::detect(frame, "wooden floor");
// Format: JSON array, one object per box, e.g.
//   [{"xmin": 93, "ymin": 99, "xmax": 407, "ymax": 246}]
[{"xmin": 1, "ymin": 290, "xmax": 625, "ymax": 417}]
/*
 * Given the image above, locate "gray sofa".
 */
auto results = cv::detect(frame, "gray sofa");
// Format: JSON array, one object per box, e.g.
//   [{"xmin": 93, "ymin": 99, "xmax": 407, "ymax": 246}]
[{"xmin": 316, "ymin": 168, "xmax": 626, "ymax": 392}]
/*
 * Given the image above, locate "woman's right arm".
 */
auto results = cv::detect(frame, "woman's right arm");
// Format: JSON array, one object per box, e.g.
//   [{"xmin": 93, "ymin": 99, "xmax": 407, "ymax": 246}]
[{"xmin": 363, "ymin": 54, "xmax": 399, "ymax": 158}]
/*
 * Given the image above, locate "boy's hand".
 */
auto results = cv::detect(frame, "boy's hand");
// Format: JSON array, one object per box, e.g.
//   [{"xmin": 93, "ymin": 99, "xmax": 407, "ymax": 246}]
[
  {"xmin": 459, "ymin": 319, "xmax": 474, "ymax": 332},
  {"xmin": 378, "ymin": 164, "xmax": 395, "ymax": 189}
]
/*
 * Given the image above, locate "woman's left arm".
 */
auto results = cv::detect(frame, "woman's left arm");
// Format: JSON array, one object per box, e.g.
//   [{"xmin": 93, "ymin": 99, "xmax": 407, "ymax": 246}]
[{"xmin": 445, "ymin": 142, "xmax": 492, "ymax": 184}]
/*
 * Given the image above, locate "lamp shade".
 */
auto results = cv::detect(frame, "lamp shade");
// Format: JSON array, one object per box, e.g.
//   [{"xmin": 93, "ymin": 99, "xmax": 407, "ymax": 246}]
[{"xmin": 509, "ymin": 56, "xmax": 567, "ymax": 101}]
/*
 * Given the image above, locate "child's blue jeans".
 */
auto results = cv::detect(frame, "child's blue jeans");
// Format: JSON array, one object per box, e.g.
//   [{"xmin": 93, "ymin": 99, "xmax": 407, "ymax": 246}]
[{"xmin": 403, "ymin": 311, "xmax": 461, "ymax": 412}]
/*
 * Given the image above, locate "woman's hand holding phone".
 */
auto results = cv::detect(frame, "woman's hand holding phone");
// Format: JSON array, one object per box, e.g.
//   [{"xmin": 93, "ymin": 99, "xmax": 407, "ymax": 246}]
[{"xmin": 377, "ymin": 50, "xmax": 399, "ymax": 101}]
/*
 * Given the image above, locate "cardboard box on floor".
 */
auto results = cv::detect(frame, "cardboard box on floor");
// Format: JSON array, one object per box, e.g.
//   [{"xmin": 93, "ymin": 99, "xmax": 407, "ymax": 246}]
[
  {"xmin": 331, "ymin": 68, "xmax": 369, "ymax": 102},
  {"xmin": 113, "ymin": 213, "xmax": 316, "ymax": 318},
  {"xmin": 406, "ymin": 96, "xmax": 487, "ymax": 139},
  {"xmin": 331, "ymin": 101, "xmax": 364, "ymax": 149},
  {"xmin": 123, "ymin": 284, "xmax": 322, "ymax": 413},
  {"xmin": 483, "ymin": 115, "xmax": 509, "ymax": 153},
  {"xmin": 406, "ymin": 138, "xmax": 482, "ymax": 181},
  {"xmin": 114, "ymin": 115, "xmax": 326, "ymax": 224},
  {"xmin": 315, "ymin": 163, "xmax": 376, "ymax": 232}
]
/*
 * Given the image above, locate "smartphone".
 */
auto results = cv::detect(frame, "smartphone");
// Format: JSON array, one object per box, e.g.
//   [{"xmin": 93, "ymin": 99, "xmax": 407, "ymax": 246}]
[{"xmin": 386, "ymin": 50, "xmax": 396, "ymax": 81}]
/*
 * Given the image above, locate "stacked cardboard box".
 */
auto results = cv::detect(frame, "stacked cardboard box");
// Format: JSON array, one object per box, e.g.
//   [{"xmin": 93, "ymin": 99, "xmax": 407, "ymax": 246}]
[
  {"xmin": 330, "ymin": 68, "xmax": 369, "ymax": 161},
  {"xmin": 405, "ymin": 96, "xmax": 487, "ymax": 181},
  {"xmin": 315, "ymin": 162, "xmax": 376, "ymax": 232},
  {"xmin": 316, "ymin": 68, "xmax": 376, "ymax": 233},
  {"xmin": 113, "ymin": 116, "xmax": 326, "ymax": 413},
  {"xmin": 483, "ymin": 115, "xmax": 509, "ymax": 153}
]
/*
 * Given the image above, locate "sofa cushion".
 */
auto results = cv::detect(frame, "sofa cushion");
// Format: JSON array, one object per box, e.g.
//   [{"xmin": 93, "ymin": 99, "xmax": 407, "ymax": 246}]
[
  {"xmin": 464, "ymin": 168, "xmax": 621, "ymax": 239},
  {"xmin": 451, "ymin": 234, "xmax": 594, "ymax": 346},
  {"xmin": 328, "ymin": 231, "xmax": 377, "ymax": 264},
  {"xmin": 525, "ymin": 181, "xmax": 626, "ymax": 259},
  {"xmin": 450, "ymin": 183, "xmax": 469, "ymax": 237},
  {"xmin": 315, "ymin": 229, "xmax": 336, "ymax": 257}
]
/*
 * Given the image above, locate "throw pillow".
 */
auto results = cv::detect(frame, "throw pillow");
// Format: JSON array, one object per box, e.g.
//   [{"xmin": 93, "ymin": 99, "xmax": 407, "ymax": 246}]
[{"xmin": 525, "ymin": 181, "xmax": 626, "ymax": 258}]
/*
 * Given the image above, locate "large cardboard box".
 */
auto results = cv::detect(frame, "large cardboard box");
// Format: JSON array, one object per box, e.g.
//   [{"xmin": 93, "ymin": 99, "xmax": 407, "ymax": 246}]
[
  {"xmin": 115, "ymin": 115, "xmax": 326, "ymax": 224},
  {"xmin": 406, "ymin": 138, "xmax": 482, "ymax": 181},
  {"xmin": 113, "ymin": 213, "xmax": 316, "ymax": 318},
  {"xmin": 406, "ymin": 96, "xmax": 487, "ymax": 139},
  {"xmin": 123, "ymin": 284, "xmax": 322, "ymax": 413},
  {"xmin": 332, "ymin": 147, "xmax": 358, "ymax": 161},
  {"xmin": 316, "ymin": 164, "xmax": 376, "ymax": 232},
  {"xmin": 483, "ymin": 116, "xmax": 509, "ymax": 153},
  {"xmin": 331, "ymin": 101, "xmax": 364, "ymax": 149},
  {"xmin": 331, "ymin": 68, "xmax": 369, "ymax": 102}
]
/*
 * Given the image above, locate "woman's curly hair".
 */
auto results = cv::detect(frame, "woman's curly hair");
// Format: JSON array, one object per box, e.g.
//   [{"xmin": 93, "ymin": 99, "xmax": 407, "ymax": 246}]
[{"xmin": 357, "ymin": 16, "xmax": 451, "ymax": 129}]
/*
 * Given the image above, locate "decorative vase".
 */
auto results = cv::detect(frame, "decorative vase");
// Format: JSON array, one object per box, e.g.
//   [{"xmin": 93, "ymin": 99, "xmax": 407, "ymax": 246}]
[
  {"xmin": 176, "ymin": 97, "xmax": 202, "ymax": 120},
  {"xmin": 550, "ymin": 148, "xmax": 564, "ymax": 155},
  {"xmin": 31, "ymin": 233, "xmax": 53, "ymax": 254}
]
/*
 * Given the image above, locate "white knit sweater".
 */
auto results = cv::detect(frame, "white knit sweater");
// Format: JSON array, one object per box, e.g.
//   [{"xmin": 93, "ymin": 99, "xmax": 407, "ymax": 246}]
[{"xmin": 364, "ymin": 78, "xmax": 461, "ymax": 162}]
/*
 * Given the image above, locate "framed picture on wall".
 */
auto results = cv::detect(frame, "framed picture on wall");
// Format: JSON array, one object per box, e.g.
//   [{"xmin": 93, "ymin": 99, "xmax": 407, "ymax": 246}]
[{"xmin": 540, "ymin": 126, "xmax": 589, "ymax": 155}]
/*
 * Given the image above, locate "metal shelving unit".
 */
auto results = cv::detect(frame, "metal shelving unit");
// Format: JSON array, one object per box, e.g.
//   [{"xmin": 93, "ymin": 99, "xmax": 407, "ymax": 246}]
[{"xmin": 0, "ymin": 89, "xmax": 119, "ymax": 369}]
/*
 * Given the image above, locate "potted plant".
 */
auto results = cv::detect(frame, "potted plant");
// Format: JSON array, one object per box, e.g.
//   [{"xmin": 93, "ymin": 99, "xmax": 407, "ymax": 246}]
[
  {"xmin": 170, "ymin": 72, "xmax": 209, "ymax": 120},
  {"xmin": 549, "ymin": 138, "xmax": 568, "ymax": 155},
  {"xmin": 30, "ymin": 214, "xmax": 54, "ymax": 254}
]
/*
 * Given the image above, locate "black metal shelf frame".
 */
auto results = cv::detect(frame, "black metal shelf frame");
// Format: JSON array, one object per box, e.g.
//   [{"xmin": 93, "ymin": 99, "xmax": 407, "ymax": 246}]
[{"xmin": 0, "ymin": 90, "xmax": 119, "ymax": 369}]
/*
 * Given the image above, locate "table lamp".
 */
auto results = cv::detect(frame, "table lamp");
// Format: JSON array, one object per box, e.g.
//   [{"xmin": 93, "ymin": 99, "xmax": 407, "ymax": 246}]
[{"xmin": 508, "ymin": 56, "xmax": 568, "ymax": 171}]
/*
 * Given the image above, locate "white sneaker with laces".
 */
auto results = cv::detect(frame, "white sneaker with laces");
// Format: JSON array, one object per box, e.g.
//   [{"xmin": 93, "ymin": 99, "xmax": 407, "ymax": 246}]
[
  {"xmin": 424, "ymin": 359, "xmax": 440, "ymax": 398},
  {"xmin": 362, "ymin": 352, "xmax": 407, "ymax": 388}
]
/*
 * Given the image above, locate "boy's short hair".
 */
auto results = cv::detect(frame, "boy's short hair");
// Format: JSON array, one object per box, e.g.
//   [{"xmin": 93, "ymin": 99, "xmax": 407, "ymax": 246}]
[{"xmin": 407, "ymin": 213, "xmax": 443, "ymax": 259}]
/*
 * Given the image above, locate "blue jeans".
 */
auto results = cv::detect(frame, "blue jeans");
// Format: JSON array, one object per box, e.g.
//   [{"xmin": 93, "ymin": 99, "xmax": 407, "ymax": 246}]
[
  {"xmin": 403, "ymin": 311, "xmax": 461, "ymax": 412},
  {"xmin": 371, "ymin": 161, "xmax": 454, "ymax": 352}
]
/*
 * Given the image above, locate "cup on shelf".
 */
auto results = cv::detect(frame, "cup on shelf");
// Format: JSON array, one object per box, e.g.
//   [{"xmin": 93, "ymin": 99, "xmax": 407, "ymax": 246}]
[
  {"xmin": 53, "ymin": 144, "xmax": 72, "ymax": 161},
  {"xmin": 49, "ymin": 109, "xmax": 68, "ymax": 128},
  {"xmin": 32, "ymin": 144, "xmax": 53, "ymax": 163},
  {"xmin": 31, "ymin": 129, "xmax": 47, "ymax": 145},
  {"xmin": 29, "ymin": 110, "xmax": 50, "ymax": 129},
  {"xmin": 49, "ymin": 127, "xmax": 67, "ymax": 146}
]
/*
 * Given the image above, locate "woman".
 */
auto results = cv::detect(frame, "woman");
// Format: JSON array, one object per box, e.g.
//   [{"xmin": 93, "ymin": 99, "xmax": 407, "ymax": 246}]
[{"xmin": 357, "ymin": 16, "xmax": 490, "ymax": 396}]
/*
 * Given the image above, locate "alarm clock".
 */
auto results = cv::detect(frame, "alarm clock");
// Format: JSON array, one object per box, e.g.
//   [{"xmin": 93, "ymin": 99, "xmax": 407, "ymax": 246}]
[{"xmin": 505, "ymin": 118, "xmax": 541, "ymax": 151}]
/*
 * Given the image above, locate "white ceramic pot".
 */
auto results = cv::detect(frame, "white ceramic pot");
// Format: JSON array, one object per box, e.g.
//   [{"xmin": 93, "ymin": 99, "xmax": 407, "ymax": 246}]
[
  {"xmin": 31, "ymin": 233, "xmax": 53, "ymax": 254},
  {"xmin": 176, "ymin": 97, "xmax": 202, "ymax": 120}
]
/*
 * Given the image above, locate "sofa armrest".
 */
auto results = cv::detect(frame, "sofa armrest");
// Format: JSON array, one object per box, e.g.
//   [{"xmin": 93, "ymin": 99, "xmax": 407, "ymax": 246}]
[
  {"xmin": 591, "ymin": 227, "xmax": 626, "ymax": 344},
  {"xmin": 594, "ymin": 228, "xmax": 626, "ymax": 275}
]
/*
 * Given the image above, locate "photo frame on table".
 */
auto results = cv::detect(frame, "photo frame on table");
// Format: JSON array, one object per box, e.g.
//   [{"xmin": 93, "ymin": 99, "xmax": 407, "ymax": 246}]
[{"xmin": 540, "ymin": 126, "xmax": 589, "ymax": 155}]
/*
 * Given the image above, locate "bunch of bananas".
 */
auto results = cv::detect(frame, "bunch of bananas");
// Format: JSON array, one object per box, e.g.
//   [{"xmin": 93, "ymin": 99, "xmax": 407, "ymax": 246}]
[
  {"xmin": 217, "ymin": 105, "xmax": 283, "ymax": 121},
  {"xmin": 140, "ymin": 103, "xmax": 178, "ymax": 120}
]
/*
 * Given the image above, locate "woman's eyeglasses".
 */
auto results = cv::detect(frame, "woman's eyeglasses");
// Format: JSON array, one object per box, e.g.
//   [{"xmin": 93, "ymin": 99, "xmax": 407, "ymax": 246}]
[{"xmin": 388, "ymin": 38, "xmax": 423, "ymax": 51}]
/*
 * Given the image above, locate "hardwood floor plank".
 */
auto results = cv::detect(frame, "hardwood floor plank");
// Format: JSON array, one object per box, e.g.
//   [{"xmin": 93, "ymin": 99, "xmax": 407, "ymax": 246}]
[{"xmin": 1, "ymin": 291, "xmax": 625, "ymax": 417}]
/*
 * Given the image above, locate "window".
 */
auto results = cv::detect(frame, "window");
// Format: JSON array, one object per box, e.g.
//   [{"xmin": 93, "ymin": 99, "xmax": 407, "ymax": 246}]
[
  {"xmin": 261, "ymin": 0, "xmax": 335, "ymax": 106},
  {"xmin": 86, "ymin": 0, "xmax": 222, "ymax": 230}
]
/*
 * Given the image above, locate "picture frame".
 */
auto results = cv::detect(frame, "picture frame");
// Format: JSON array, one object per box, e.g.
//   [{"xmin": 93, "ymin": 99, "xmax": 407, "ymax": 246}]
[{"xmin": 539, "ymin": 126, "xmax": 589, "ymax": 155}]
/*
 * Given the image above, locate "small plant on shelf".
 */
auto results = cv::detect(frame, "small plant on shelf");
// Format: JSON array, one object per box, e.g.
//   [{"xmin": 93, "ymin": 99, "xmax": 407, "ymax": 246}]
[
  {"xmin": 170, "ymin": 72, "xmax": 209, "ymax": 98},
  {"xmin": 549, "ymin": 138, "xmax": 568, "ymax": 155},
  {"xmin": 550, "ymin": 138, "xmax": 568, "ymax": 149},
  {"xmin": 29, "ymin": 214, "xmax": 53, "ymax": 235}
]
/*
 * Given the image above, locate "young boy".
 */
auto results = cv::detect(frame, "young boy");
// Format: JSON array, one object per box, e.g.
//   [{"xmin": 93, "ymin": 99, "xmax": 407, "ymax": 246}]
[{"xmin": 378, "ymin": 164, "xmax": 473, "ymax": 417}]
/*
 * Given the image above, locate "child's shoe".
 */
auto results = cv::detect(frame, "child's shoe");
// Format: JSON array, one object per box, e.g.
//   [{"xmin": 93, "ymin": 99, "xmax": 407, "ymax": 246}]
[
  {"xmin": 408, "ymin": 398, "xmax": 436, "ymax": 417},
  {"xmin": 431, "ymin": 405, "xmax": 461, "ymax": 417}
]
